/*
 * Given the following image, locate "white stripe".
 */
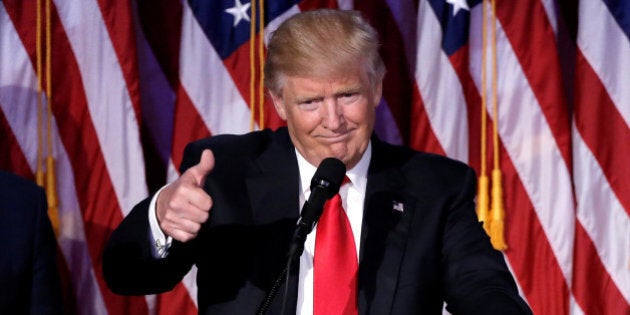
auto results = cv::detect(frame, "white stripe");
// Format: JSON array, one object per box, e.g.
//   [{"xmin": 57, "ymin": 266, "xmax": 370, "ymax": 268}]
[
  {"xmin": 469, "ymin": 3, "xmax": 576, "ymax": 286},
  {"xmin": 0, "ymin": 5, "xmax": 108, "ymax": 313},
  {"xmin": 182, "ymin": 266, "xmax": 199, "ymax": 308},
  {"xmin": 53, "ymin": 0, "xmax": 148, "ymax": 215},
  {"xmin": 572, "ymin": 124, "xmax": 630, "ymax": 302},
  {"xmin": 569, "ymin": 295, "xmax": 586, "ymax": 315},
  {"xmin": 180, "ymin": 1, "xmax": 252, "ymax": 135},
  {"xmin": 415, "ymin": 0, "xmax": 469, "ymax": 162},
  {"xmin": 577, "ymin": 0, "xmax": 630, "ymax": 128}
]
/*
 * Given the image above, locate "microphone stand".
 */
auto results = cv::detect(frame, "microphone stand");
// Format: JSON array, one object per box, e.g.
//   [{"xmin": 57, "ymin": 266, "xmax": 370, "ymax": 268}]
[{"xmin": 256, "ymin": 225, "xmax": 308, "ymax": 315}]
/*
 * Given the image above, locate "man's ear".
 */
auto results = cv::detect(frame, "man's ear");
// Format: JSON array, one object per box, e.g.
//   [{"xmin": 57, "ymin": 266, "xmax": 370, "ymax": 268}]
[
  {"xmin": 372, "ymin": 81, "xmax": 383, "ymax": 107},
  {"xmin": 270, "ymin": 91, "xmax": 287, "ymax": 120}
]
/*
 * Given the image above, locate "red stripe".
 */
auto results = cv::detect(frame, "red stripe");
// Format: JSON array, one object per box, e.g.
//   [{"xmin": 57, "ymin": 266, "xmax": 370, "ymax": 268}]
[
  {"xmin": 95, "ymin": 0, "xmax": 142, "ymax": 123},
  {"xmin": 356, "ymin": 1, "xmax": 415, "ymax": 144},
  {"xmin": 3, "ymin": 1, "xmax": 149, "ymax": 313},
  {"xmin": 448, "ymin": 46, "xmax": 482, "ymax": 168},
  {"xmin": 495, "ymin": 0, "xmax": 572, "ymax": 171},
  {"xmin": 156, "ymin": 282, "xmax": 198, "ymax": 315},
  {"xmin": 574, "ymin": 51, "xmax": 630, "ymax": 217},
  {"xmin": 171, "ymin": 84, "xmax": 211, "ymax": 169},
  {"xmin": 498, "ymin": 138, "xmax": 571, "ymax": 315},
  {"xmin": 0, "ymin": 107, "xmax": 33, "ymax": 179},
  {"xmin": 573, "ymin": 223, "xmax": 629, "ymax": 314},
  {"xmin": 409, "ymin": 82, "xmax": 446, "ymax": 155}
]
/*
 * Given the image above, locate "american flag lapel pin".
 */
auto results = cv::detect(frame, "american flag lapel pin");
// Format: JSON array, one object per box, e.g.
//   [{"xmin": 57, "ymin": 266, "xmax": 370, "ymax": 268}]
[{"xmin": 392, "ymin": 200, "xmax": 404, "ymax": 213}]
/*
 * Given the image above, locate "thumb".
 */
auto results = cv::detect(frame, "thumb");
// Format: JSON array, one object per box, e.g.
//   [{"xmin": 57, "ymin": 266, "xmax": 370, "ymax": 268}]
[{"xmin": 189, "ymin": 149, "xmax": 215, "ymax": 186}]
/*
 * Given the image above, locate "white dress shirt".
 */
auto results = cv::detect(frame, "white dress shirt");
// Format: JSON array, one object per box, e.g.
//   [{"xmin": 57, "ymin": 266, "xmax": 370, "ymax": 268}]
[
  {"xmin": 147, "ymin": 142, "xmax": 372, "ymax": 314},
  {"xmin": 295, "ymin": 143, "xmax": 370, "ymax": 315}
]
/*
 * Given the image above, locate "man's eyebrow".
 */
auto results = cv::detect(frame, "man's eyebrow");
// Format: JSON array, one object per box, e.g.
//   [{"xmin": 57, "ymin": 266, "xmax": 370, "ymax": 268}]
[
  {"xmin": 334, "ymin": 86, "xmax": 361, "ymax": 96},
  {"xmin": 294, "ymin": 95, "xmax": 323, "ymax": 103}
]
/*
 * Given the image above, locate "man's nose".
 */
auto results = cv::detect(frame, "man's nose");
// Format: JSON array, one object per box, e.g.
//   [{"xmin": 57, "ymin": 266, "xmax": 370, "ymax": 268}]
[{"xmin": 321, "ymin": 99, "xmax": 343, "ymax": 130}]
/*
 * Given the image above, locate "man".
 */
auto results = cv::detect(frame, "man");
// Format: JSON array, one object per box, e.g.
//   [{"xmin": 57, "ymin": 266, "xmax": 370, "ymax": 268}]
[
  {"xmin": 104, "ymin": 9, "xmax": 531, "ymax": 314},
  {"xmin": 0, "ymin": 170, "xmax": 63, "ymax": 314}
]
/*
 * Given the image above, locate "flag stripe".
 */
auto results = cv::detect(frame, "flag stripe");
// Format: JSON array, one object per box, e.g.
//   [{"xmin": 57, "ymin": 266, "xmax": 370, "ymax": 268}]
[
  {"xmin": 0, "ymin": 4, "xmax": 38, "ymax": 180},
  {"xmin": 572, "ymin": 109, "xmax": 630, "ymax": 304},
  {"xmin": 495, "ymin": 0, "xmax": 572, "ymax": 170},
  {"xmin": 574, "ymin": 52, "xmax": 630, "ymax": 218},
  {"xmin": 97, "ymin": 1, "xmax": 198, "ymax": 308},
  {"xmin": 409, "ymin": 83, "xmax": 447, "ymax": 156},
  {"xmin": 180, "ymin": 0, "xmax": 252, "ymax": 135},
  {"xmin": 417, "ymin": 0, "xmax": 469, "ymax": 161},
  {"xmin": 95, "ymin": 0, "xmax": 142, "ymax": 122},
  {"xmin": 577, "ymin": 0, "xmax": 630, "ymax": 130},
  {"xmin": 448, "ymin": 46, "xmax": 482, "ymax": 168},
  {"xmin": 468, "ymin": 3, "xmax": 576, "ymax": 313},
  {"xmin": 572, "ymin": 223, "xmax": 630, "ymax": 314},
  {"xmin": 499, "ymin": 144, "xmax": 570, "ymax": 314},
  {"xmin": 171, "ymin": 85, "xmax": 212, "ymax": 172},
  {"xmin": 0, "ymin": 109, "xmax": 32, "ymax": 179},
  {"xmin": 54, "ymin": 0, "xmax": 148, "ymax": 217}
]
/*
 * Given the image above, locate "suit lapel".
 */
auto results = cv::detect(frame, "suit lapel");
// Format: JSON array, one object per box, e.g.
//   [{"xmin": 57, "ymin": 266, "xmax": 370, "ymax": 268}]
[
  {"xmin": 244, "ymin": 128, "xmax": 301, "ymax": 313},
  {"xmin": 358, "ymin": 138, "xmax": 416, "ymax": 314},
  {"xmin": 246, "ymin": 128, "xmax": 300, "ymax": 225}
]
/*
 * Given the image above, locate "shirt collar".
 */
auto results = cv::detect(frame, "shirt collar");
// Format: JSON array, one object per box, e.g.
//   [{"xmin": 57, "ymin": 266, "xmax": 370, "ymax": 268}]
[{"xmin": 296, "ymin": 141, "xmax": 372, "ymax": 195}]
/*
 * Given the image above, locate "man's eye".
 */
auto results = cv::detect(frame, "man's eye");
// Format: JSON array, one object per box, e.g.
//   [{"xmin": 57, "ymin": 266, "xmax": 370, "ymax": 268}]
[
  {"xmin": 339, "ymin": 93, "xmax": 360, "ymax": 103},
  {"xmin": 298, "ymin": 100, "xmax": 319, "ymax": 110}
]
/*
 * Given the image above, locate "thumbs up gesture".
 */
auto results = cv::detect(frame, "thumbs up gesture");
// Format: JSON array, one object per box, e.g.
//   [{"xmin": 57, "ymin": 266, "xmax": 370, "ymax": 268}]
[{"xmin": 156, "ymin": 149, "xmax": 214, "ymax": 242}]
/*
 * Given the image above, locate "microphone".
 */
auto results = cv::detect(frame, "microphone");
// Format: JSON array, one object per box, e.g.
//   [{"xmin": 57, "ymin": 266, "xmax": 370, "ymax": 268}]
[
  {"xmin": 258, "ymin": 159, "xmax": 345, "ymax": 315},
  {"xmin": 288, "ymin": 157, "xmax": 346, "ymax": 259}
]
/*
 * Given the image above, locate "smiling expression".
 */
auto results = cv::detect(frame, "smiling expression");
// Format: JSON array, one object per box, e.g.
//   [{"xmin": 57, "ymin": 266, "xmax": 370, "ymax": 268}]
[{"xmin": 270, "ymin": 67, "xmax": 382, "ymax": 169}]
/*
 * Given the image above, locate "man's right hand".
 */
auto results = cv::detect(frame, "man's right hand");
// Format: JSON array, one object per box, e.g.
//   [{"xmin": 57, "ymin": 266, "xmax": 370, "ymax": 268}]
[{"xmin": 156, "ymin": 149, "xmax": 214, "ymax": 242}]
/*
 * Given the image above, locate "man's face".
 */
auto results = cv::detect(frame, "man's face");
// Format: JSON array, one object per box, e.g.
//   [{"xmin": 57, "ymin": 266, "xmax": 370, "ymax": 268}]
[{"xmin": 270, "ymin": 68, "xmax": 382, "ymax": 169}]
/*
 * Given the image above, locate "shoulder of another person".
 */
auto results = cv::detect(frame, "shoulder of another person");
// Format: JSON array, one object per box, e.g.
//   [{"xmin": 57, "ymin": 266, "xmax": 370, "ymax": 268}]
[{"xmin": 0, "ymin": 170, "xmax": 44, "ymax": 201}]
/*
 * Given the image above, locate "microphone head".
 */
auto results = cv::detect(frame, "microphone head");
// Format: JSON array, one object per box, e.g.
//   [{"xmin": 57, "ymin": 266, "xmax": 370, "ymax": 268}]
[{"xmin": 311, "ymin": 157, "xmax": 346, "ymax": 199}]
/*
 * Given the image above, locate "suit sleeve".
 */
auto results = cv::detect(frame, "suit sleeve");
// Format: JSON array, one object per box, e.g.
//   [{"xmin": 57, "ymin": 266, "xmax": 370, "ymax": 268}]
[
  {"xmin": 441, "ymin": 167, "xmax": 532, "ymax": 315},
  {"xmin": 103, "ymin": 141, "xmax": 210, "ymax": 295},
  {"xmin": 103, "ymin": 196, "xmax": 196, "ymax": 295}
]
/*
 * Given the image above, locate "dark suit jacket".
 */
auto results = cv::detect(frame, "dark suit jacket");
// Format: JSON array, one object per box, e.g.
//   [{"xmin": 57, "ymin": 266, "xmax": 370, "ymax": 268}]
[
  {"xmin": 104, "ymin": 127, "xmax": 531, "ymax": 314},
  {"xmin": 0, "ymin": 171, "xmax": 63, "ymax": 315}
]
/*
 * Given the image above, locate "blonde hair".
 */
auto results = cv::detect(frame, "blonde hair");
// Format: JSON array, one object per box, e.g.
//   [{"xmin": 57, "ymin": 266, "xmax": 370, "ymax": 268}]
[{"xmin": 264, "ymin": 9, "xmax": 385, "ymax": 95}]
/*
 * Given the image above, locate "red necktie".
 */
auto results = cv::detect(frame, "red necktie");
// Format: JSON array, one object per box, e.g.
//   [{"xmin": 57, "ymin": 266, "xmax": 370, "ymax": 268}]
[{"xmin": 314, "ymin": 178, "xmax": 358, "ymax": 315}]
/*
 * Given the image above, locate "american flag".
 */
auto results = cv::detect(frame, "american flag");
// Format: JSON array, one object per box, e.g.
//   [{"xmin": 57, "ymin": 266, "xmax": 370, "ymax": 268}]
[{"xmin": 0, "ymin": 0, "xmax": 628, "ymax": 314}]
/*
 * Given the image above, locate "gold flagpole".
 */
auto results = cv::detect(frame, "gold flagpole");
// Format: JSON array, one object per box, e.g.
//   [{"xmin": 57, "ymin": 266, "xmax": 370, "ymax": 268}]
[
  {"xmin": 477, "ymin": 0, "xmax": 490, "ymax": 235},
  {"xmin": 45, "ymin": 0, "xmax": 60, "ymax": 236},
  {"xmin": 258, "ymin": 0, "xmax": 265, "ymax": 130},
  {"xmin": 249, "ymin": 0, "xmax": 257, "ymax": 131},
  {"xmin": 489, "ymin": 0, "xmax": 507, "ymax": 251},
  {"xmin": 36, "ymin": 0, "xmax": 45, "ymax": 188}
]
